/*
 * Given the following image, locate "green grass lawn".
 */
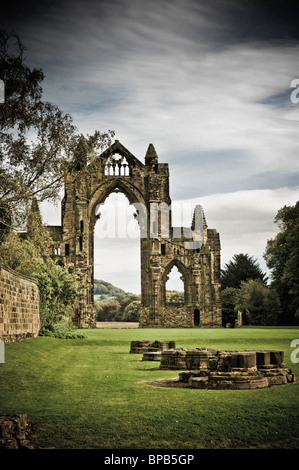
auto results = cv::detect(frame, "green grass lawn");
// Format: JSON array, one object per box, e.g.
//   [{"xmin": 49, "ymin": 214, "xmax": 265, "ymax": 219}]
[{"xmin": 0, "ymin": 327, "xmax": 299, "ymax": 449}]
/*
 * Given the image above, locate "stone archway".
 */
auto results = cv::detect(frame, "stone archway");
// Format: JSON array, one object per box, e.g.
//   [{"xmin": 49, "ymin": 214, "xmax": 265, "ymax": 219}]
[
  {"xmin": 48, "ymin": 140, "xmax": 222, "ymax": 328},
  {"xmin": 89, "ymin": 180, "xmax": 146, "ymax": 312}
]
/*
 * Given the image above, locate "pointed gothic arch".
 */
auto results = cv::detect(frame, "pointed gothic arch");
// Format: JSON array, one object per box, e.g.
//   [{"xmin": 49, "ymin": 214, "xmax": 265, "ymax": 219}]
[
  {"xmin": 161, "ymin": 259, "xmax": 189, "ymax": 306},
  {"xmin": 89, "ymin": 178, "xmax": 146, "ymax": 220}
]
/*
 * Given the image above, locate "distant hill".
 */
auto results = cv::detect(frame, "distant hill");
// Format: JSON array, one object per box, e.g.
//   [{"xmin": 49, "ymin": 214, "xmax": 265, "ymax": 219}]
[
  {"xmin": 94, "ymin": 279, "xmax": 128, "ymax": 297},
  {"xmin": 94, "ymin": 279, "xmax": 183, "ymax": 305}
]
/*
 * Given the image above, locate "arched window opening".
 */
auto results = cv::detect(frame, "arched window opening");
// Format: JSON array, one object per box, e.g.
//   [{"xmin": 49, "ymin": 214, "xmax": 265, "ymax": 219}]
[
  {"xmin": 93, "ymin": 191, "xmax": 140, "ymax": 298},
  {"xmin": 194, "ymin": 309, "xmax": 200, "ymax": 326},
  {"xmin": 54, "ymin": 246, "xmax": 61, "ymax": 256},
  {"xmin": 165, "ymin": 266, "xmax": 185, "ymax": 305}
]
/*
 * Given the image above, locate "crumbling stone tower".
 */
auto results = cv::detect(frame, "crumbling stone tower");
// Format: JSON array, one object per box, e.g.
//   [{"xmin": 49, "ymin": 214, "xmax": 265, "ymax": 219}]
[{"xmin": 49, "ymin": 140, "xmax": 222, "ymax": 328}]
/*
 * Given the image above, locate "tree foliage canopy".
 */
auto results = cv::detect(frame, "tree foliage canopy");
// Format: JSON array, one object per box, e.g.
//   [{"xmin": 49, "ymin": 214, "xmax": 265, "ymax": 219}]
[
  {"xmin": 0, "ymin": 31, "xmax": 116, "ymax": 330},
  {"xmin": 220, "ymin": 254, "xmax": 279, "ymax": 327},
  {"xmin": 0, "ymin": 31, "xmax": 114, "ymax": 226},
  {"xmin": 221, "ymin": 253, "xmax": 268, "ymax": 290},
  {"xmin": 264, "ymin": 201, "xmax": 299, "ymax": 324},
  {"xmin": 95, "ymin": 293, "xmax": 141, "ymax": 322},
  {"xmin": 235, "ymin": 279, "xmax": 280, "ymax": 326}
]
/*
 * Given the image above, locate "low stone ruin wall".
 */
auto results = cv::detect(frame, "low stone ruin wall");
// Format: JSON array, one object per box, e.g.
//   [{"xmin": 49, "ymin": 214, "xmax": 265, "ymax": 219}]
[
  {"xmin": 0, "ymin": 264, "xmax": 40, "ymax": 343},
  {"xmin": 159, "ymin": 347, "xmax": 285, "ymax": 371}
]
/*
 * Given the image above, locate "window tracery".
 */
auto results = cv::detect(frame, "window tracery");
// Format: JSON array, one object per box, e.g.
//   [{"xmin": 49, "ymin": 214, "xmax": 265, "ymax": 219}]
[{"xmin": 104, "ymin": 153, "xmax": 130, "ymax": 176}]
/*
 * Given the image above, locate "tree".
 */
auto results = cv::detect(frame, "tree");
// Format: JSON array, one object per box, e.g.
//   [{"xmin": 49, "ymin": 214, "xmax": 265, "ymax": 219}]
[
  {"xmin": 0, "ymin": 31, "xmax": 114, "ymax": 226},
  {"xmin": 121, "ymin": 300, "xmax": 141, "ymax": 322},
  {"xmin": 0, "ymin": 230, "xmax": 43, "ymax": 277},
  {"xmin": 118, "ymin": 294, "xmax": 140, "ymax": 311},
  {"xmin": 264, "ymin": 201, "xmax": 299, "ymax": 324},
  {"xmin": 95, "ymin": 293, "xmax": 141, "ymax": 322},
  {"xmin": 0, "ymin": 203, "xmax": 11, "ymax": 242},
  {"xmin": 36, "ymin": 258, "xmax": 84, "ymax": 328},
  {"xmin": 98, "ymin": 301, "xmax": 121, "ymax": 321},
  {"xmin": 221, "ymin": 253, "xmax": 268, "ymax": 290},
  {"xmin": 221, "ymin": 287, "xmax": 239, "ymax": 327},
  {"xmin": 26, "ymin": 197, "xmax": 53, "ymax": 257},
  {"xmin": 235, "ymin": 279, "xmax": 281, "ymax": 326},
  {"xmin": 168, "ymin": 291, "xmax": 184, "ymax": 305}
]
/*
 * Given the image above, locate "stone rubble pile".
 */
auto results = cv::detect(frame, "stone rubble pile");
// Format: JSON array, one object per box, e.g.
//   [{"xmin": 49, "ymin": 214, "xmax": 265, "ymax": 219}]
[{"xmin": 0, "ymin": 414, "xmax": 39, "ymax": 449}]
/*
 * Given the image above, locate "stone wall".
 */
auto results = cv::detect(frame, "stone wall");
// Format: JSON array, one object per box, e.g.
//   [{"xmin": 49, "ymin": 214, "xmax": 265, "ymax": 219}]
[{"xmin": 0, "ymin": 264, "xmax": 40, "ymax": 342}]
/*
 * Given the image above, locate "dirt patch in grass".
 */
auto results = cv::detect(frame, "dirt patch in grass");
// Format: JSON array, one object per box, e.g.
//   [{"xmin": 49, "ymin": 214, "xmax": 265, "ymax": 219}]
[
  {"xmin": 96, "ymin": 322, "xmax": 139, "ymax": 329},
  {"xmin": 141, "ymin": 378, "xmax": 189, "ymax": 388}
]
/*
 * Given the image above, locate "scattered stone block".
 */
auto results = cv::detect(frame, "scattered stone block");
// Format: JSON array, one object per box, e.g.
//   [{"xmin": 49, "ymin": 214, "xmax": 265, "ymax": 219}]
[
  {"xmin": 234, "ymin": 352, "xmax": 257, "ymax": 370},
  {"xmin": 130, "ymin": 340, "xmax": 176, "ymax": 354},
  {"xmin": 256, "ymin": 351, "xmax": 271, "ymax": 367},
  {"xmin": 130, "ymin": 340, "xmax": 152, "ymax": 354},
  {"xmin": 269, "ymin": 350, "xmax": 284, "ymax": 367},
  {"xmin": 142, "ymin": 351, "xmax": 162, "ymax": 361}
]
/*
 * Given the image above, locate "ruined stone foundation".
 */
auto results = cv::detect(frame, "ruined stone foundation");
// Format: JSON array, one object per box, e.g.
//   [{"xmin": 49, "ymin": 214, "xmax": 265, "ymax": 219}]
[{"xmin": 139, "ymin": 345, "xmax": 296, "ymax": 390}]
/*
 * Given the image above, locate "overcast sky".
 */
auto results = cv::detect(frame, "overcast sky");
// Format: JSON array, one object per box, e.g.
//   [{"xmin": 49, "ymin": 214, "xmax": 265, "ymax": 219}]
[{"xmin": 2, "ymin": 0, "xmax": 299, "ymax": 293}]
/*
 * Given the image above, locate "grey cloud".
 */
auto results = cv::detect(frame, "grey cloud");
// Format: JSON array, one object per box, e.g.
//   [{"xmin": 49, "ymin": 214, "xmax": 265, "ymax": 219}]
[{"xmin": 3, "ymin": 0, "xmax": 299, "ymax": 293}]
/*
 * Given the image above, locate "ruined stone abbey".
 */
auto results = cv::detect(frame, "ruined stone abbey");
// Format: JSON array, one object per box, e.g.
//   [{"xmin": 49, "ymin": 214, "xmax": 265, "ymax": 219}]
[{"xmin": 48, "ymin": 141, "xmax": 222, "ymax": 328}]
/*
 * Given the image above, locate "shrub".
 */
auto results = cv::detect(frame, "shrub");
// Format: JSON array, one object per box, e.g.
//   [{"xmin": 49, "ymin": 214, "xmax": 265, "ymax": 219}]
[
  {"xmin": 36, "ymin": 259, "xmax": 84, "ymax": 328},
  {"xmin": 39, "ymin": 326, "xmax": 86, "ymax": 339},
  {"xmin": 121, "ymin": 300, "xmax": 141, "ymax": 322}
]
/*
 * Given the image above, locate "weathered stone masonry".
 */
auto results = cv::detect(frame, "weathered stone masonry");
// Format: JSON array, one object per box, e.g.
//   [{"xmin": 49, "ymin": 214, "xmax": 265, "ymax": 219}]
[
  {"xmin": 47, "ymin": 140, "xmax": 222, "ymax": 329},
  {"xmin": 0, "ymin": 264, "xmax": 40, "ymax": 342}
]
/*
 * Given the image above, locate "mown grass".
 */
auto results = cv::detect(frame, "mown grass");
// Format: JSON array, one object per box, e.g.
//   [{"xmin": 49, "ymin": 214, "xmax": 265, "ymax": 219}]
[{"xmin": 0, "ymin": 327, "xmax": 298, "ymax": 449}]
